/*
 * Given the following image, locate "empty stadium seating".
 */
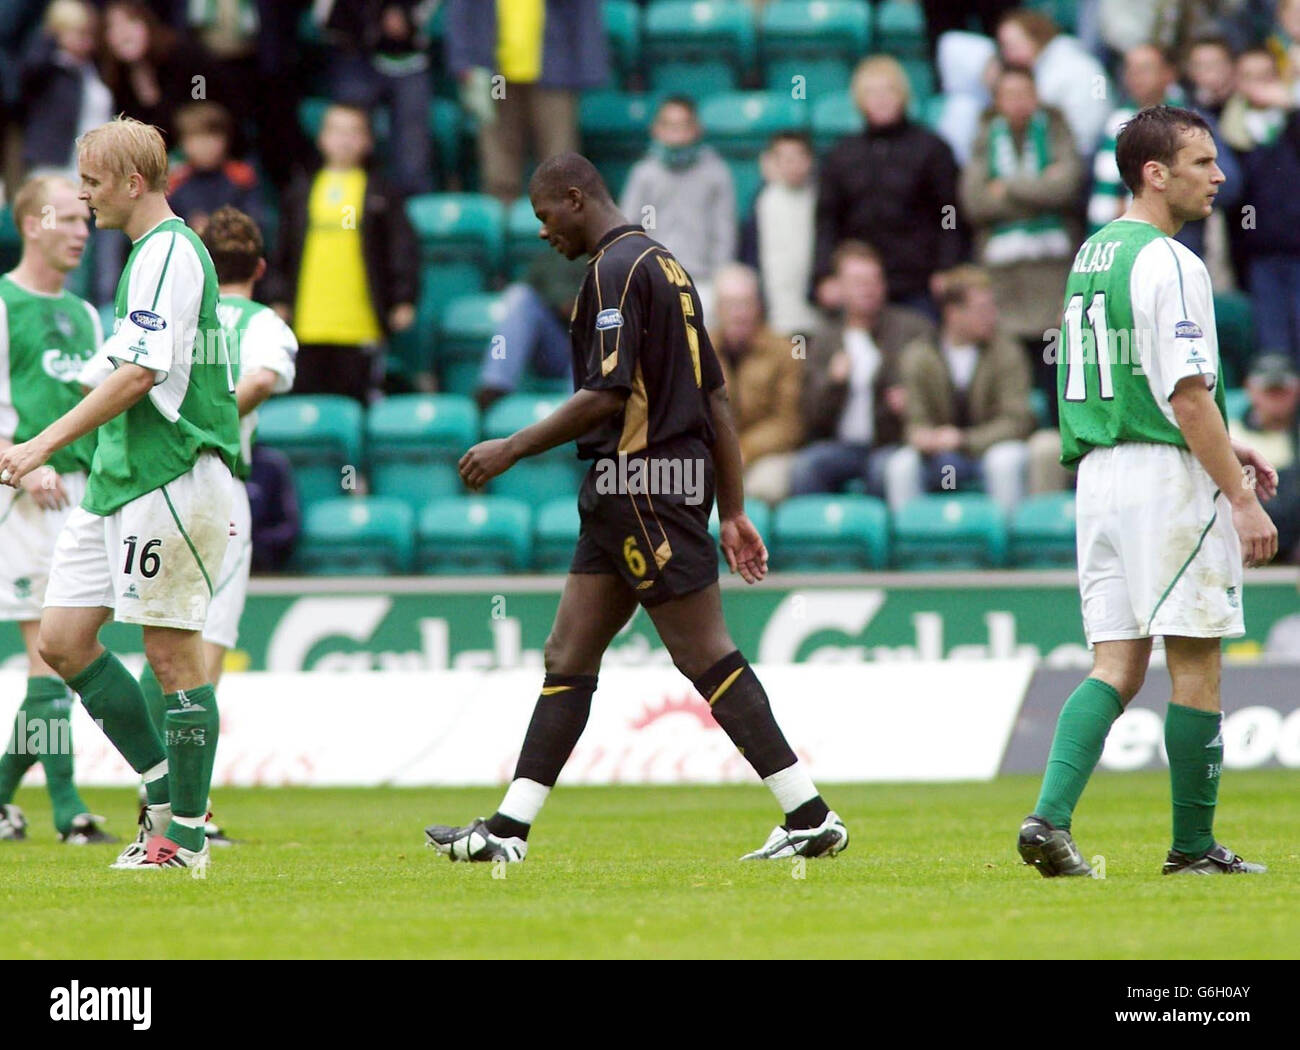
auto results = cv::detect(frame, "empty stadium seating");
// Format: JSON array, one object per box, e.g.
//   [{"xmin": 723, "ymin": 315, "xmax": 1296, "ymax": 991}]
[
  {"xmin": 770, "ymin": 495, "xmax": 889, "ymax": 571},
  {"xmin": 416, "ymin": 496, "xmax": 533, "ymax": 574},
  {"xmin": 256, "ymin": 396, "xmax": 363, "ymax": 511},
  {"xmin": 295, "ymin": 497, "xmax": 415, "ymax": 575},
  {"xmin": 1008, "ymin": 492, "xmax": 1077, "ymax": 568},
  {"xmin": 892, "ymin": 494, "xmax": 1007, "ymax": 570},
  {"xmin": 366, "ymin": 394, "xmax": 478, "ymax": 510}
]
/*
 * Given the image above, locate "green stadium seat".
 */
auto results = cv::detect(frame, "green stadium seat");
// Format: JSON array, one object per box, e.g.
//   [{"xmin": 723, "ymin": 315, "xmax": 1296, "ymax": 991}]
[
  {"xmin": 366, "ymin": 394, "xmax": 479, "ymax": 510},
  {"xmin": 872, "ymin": 0, "xmax": 927, "ymax": 60},
  {"xmin": 0, "ymin": 206, "xmax": 20, "ymax": 273},
  {"xmin": 1214, "ymin": 290, "xmax": 1254, "ymax": 389},
  {"xmin": 256, "ymin": 396, "xmax": 363, "ymax": 511},
  {"xmin": 428, "ymin": 97, "xmax": 464, "ymax": 182},
  {"xmin": 1008, "ymin": 492, "xmax": 1077, "ymax": 568},
  {"xmin": 1027, "ymin": 0, "xmax": 1078, "ymax": 32},
  {"xmin": 439, "ymin": 293, "xmax": 508, "ymax": 362},
  {"xmin": 506, "ymin": 197, "xmax": 547, "ymax": 280},
  {"xmin": 699, "ymin": 92, "xmax": 810, "ymax": 159},
  {"xmin": 533, "ymin": 497, "xmax": 582, "ymax": 571},
  {"xmin": 764, "ymin": 58, "xmax": 854, "ymax": 100},
  {"xmin": 645, "ymin": 3, "xmax": 757, "ymax": 94},
  {"xmin": 579, "ymin": 90, "xmax": 658, "ymax": 166},
  {"xmin": 417, "ymin": 496, "xmax": 533, "ymax": 573},
  {"xmin": 603, "ymin": 0, "xmax": 642, "ymax": 86},
  {"xmin": 406, "ymin": 193, "xmax": 504, "ymax": 274},
  {"xmin": 483, "ymin": 394, "xmax": 585, "ymax": 501},
  {"xmin": 439, "ymin": 359, "xmax": 484, "ymax": 396},
  {"xmin": 901, "ymin": 57, "xmax": 935, "ymax": 104},
  {"xmin": 770, "ymin": 495, "xmax": 889, "ymax": 570},
  {"xmin": 892, "ymin": 494, "xmax": 1007, "ymax": 569},
  {"xmin": 811, "ymin": 91, "xmax": 863, "ymax": 153},
  {"xmin": 295, "ymin": 497, "xmax": 415, "ymax": 575},
  {"xmin": 1225, "ymin": 386, "xmax": 1249, "ymax": 423},
  {"xmin": 726, "ymin": 159, "xmax": 764, "ymax": 215}
]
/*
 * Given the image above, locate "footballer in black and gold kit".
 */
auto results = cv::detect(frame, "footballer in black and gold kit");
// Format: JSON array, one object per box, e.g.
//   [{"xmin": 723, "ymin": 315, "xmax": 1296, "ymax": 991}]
[{"xmin": 429, "ymin": 153, "xmax": 847, "ymax": 864}]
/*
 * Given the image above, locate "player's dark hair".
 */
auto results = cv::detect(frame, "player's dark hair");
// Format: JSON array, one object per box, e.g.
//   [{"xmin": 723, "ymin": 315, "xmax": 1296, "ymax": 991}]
[
  {"xmin": 830, "ymin": 238, "xmax": 884, "ymax": 274},
  {"xmin": 994, "ymin": 63, "xmax": 1036, "ymax": 88},
  {"xmin": 997, "ymin": 8, "xmax": 1058, "ymax": 49},
  {"xmin": 1128, "ymin": 41, "xmax": 1178, "ymax": 70},
  {"xmin": 201, "ymin": 205, "xmax": 263, "ymax": 283},
  {"xmin": 657, "ymin": 95, "xmax": 697, "ymax": 119},
  {"xmin": 528, "ymin": 151, "xmax": 614, "ymax": 205},
  {"xmin": 768, "ymin": 129, "xmax": 812, "ymax": 151},
  {"xmin": 1183, "ymin": 34, "xmax": 1235, "ymax": 63},
  {"xmin": 1115, "ymin": 105, "xmax": 1213, "ymax": 196}
]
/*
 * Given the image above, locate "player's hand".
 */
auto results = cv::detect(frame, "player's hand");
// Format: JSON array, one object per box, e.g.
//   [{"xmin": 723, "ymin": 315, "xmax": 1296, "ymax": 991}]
[
  {"xmin": 720, "ymin": 513, "xmax": 768, "ymax": 585},
  {"xmin": 0, "ymin": 438, "xmax": 52, "ymax": 491},
  {"xmin": 19, "ymin": 466, "xmax": 69, "ymax": 510},
  {"xmin": 1231, "ymin": 498, "xmax": 1278, "ymax": 568},
  {"xmin": 1231, "ymin": 440, "xmax": 1278, "ymax": 503},
  {"xmin": 459, "ymin": 438, "xmax": 517, "ymax": 491}
]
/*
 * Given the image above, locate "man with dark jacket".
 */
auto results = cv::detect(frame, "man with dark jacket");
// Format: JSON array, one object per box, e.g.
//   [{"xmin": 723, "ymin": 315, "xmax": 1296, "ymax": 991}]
[
  {"xmin": 813, "ymin": 55, "xmax": 964, "ymax": 316},
  {"xmin": 263, "ymin": 103, "xmax": 418, "ymax": 405},
  {"xmin": 792, "ymin": 241, "xmax": 935, "ymax": 497}
]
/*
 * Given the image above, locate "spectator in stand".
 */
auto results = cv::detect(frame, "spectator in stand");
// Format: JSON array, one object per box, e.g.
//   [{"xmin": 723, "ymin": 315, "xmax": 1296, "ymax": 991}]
[
  {"xmin": 18, "ymin": 0, "xmax": 112, "ymax": 176},
  {"xmin": 921, "ymin": 0, "xmax": 1017, "ymax": 62},
  {"xmin": 1229, "ymin": 354, "xmax": 1300, "ymax": 561},
  {"xmin": 1264, "ymin": 0, "xmax": 1300, "ymax": 82},
  {"xmin": 887, "ymin": 265, "xmax": 1034, "ymax": 513},
  {"xmin": 264, "ymin": 103, "xmax": 418, "ymax": 405},
  {"xmin": 738, "ymin": 131, "xmax": 821, "ymax": 338},
  {"xmin": 1185, "ymin": 35, "xmax": 1238, "ymax": 119},
  {"xmin": 996, "ymin": 8, "xmax": 1112, "ymax": 157},
  {"xmin": 621, "ymin": 96, "xmax": 735, "ymax": 320},
  {"xmin": 1222, "ymin": 48, "xmax": 1300, "ymax": 367},
  {"xmin": 813, "ymin": 55, "xmax": 963, "ymax": 319},
  {"xmin": 167, "ymin": 101, "xmax": 263, "ymax": 234},
  {"xmin": 100, "ymin": 0, "xmax": 207, "ymax": 143},
  {"xmin": 1089, "ymin": 44, "xmax": 1241, "ymax": 263},
  {"xmin": 444, "ymin": 0, "xmax": 607, "ymax": 203},
  {"xmin": 932, "ymin": 30, "xmax": 998, "ymax": 166},
  {"xmin": 316, "ymin": 0, "xmax": 436, "ymax": 197},
  {"xmin": 707, "ymin": 264, "xmax": 804, "ymax": 504},
  {"xmin": 791, "ymin": 241, "xmax": 935, "ymax": 498},
  {"xmin": 475, "ymin": 251, "xmax": 584, "ymax": 412},
  {"xmin": 961, "ymin": 64, "xmax": 1081, "ymax": 425},
  {"xmin": 181, "ymin": 0, "xmax": 259, "ymax": 160}
]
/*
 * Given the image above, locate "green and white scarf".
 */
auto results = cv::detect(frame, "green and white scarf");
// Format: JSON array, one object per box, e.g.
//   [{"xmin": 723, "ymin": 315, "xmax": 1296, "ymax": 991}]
[{"xmin": 985, "ymin": 111, "xmax": 1072, "ymax": 266}]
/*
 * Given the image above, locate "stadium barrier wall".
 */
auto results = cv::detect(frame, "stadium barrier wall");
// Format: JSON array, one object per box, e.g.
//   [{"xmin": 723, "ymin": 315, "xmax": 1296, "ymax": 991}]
[{"xmin": 3, "ymin": 571, "xmax": 1296, "ymax": 671}]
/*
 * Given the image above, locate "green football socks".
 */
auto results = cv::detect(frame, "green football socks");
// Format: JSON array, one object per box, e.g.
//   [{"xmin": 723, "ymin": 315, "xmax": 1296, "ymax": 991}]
[
  {"xmin": 1034, "ymin": 677, "xmax": 1125, "ymax": 830},
  {"xmin": 67, "ymin": 651, "xmax": 168, "ymax": 804},
  {"xmin": 1165, "ymin": 703, "xmax": 1222, "ymax": 858},
  {"xmin": 162, "ymin": 684, "xmax": 219, "ymax": 852},
  {"xmin": 138, "ymin": 660, "xmax": 168, "ymax": 737}
]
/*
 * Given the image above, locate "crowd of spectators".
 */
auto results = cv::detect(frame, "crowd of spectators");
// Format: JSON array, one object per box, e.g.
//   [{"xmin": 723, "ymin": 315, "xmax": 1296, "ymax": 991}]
[{"xmin": 2, "ymin": 1, "xmax": 1300, "ymax": 564}]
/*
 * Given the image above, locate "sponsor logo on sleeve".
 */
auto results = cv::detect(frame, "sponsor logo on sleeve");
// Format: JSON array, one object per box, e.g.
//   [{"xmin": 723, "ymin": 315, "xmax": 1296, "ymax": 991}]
[
  {"xmin": 595, "ymin": 308, "xmax": 624, "ymax": 332},
  {"xmin": 128, "ymin": 309, "xmax": 167, "ymax": 332},
  {"xmin": 1174, "ymin": 320, "xmax": 1203, "ymax": 339}
]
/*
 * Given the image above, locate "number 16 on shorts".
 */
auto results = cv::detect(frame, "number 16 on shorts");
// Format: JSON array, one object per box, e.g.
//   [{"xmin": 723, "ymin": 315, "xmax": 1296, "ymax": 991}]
[{"xmin": 122, "ymin": 535, "xmax": 163, "ymax": 578}]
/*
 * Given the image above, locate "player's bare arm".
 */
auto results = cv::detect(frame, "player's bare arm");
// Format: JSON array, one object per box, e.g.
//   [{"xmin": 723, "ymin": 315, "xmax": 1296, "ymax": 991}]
[
  {"xmin": 708, "ymin": 385, "xmax": 768, "ymax": 584},
  {"xmin": 0, "ymin": 364, "xmax": 154, "ymax": 487},
  {"xmin": 235, "ymin": 367, "xmax": 282, "ymax": 418},
  {"xmin": 458, "ymin": 387, "xmax": 628, "ymax": 490},
  {"xmin": 1169, "ymin": 375, "xmax": 1278, "ymax": 566}
]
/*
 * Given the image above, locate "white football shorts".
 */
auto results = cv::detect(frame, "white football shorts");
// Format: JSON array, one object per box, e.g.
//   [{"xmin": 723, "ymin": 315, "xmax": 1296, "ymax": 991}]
[
  {"xmin": 202, "ymin": 479, "xmax": 251, "ymax": 649},
  {"xmin": 1075, "ymin": 442, "xmax": 1245, "ymax": 643},
  {"xmin": 0, "ymin": 470, "xmax": 88, "ymax": 621},
  {"xmin": 45, "ymin": 451, "xmax": 233, "ymax": 631}
]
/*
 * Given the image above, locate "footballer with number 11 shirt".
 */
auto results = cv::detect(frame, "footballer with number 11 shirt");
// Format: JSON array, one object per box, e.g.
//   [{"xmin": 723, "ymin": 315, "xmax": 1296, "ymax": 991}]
[{"xmin": 427, "ymin": 152, "xmax": 848, "ymax": 864}]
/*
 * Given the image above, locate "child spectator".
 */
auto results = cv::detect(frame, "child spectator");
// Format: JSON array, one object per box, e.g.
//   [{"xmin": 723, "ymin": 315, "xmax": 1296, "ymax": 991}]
[
  {"xmin": 19, "ymin": 0, "xmax": 111, "ymax": 176},
  {"xmin": 738, "ymin": 131, "xmax": 820, "ymax": 338},
  {"xmin": 264, "ymin": 104, "xmax": 418, "ymax": 405},
  {"xmin": 620, "ymin": 95, "xmax": 736, "ymax": 319},
  {"xmin": 167, "ymin": 102, "xmax": 263, "ymax": 234}
]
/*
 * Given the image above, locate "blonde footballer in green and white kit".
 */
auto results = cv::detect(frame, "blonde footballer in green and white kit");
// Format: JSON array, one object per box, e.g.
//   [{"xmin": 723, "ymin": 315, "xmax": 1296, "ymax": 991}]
[
  {"xmin": 0, "ymin": 174, "xmax": 117, "ymax": 846},
  {"xmin": 0, "ymin": 118, "xmax": 239, "ymax": 871},
  {"xmin": 1018, "ymin": 106, "xmax": 1278, "ymax": 878}
]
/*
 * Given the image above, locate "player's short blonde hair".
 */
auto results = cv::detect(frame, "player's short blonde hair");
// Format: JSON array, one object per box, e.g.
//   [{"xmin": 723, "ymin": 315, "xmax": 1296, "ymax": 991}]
[
  {"xmin": 77, "ymin": 116, "xmax": 169, "ymax": 193},
  {"xmin": 11, "ymin": 173, "xmax": 79, "ymax": 231},
  {"xmin": 44, "ymin": 0, "xmax": 93, "ymax": 35},
  {"xmin": 851, "ymin": 55, "xmax": 911, "ymax": 111}
]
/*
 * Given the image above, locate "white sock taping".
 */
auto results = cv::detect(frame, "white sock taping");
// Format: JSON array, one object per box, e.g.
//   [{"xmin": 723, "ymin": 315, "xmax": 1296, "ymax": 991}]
[
  {"xmin": 142, "ymin": 760, "xmax": 168, "ymax": 783},
  {"xmin": 497, "ymin": 778, "xmax": 551, "ymax": 827},
  {"xmin": 171, "ymin": 815, "xmax": 205, "ymax": 830},
  {"xmin": 764, "ymin": 761, "xmax": 818, "ymax": 814}
]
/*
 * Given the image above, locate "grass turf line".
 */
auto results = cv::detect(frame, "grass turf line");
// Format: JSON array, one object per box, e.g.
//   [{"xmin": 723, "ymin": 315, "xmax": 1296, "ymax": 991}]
[{"xmin": 0, "ymin": 770, "xmax": 1295, "ymax": 959}]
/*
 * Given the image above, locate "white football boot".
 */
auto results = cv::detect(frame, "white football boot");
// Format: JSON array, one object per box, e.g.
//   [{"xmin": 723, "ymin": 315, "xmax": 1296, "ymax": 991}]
[
  {"xmin": 740, "ymin": 810, "xmax": 849, "ymax": 861},
  {"xmin": 425, "ymin": 817, "xmax": 528, "ymax": 862},
  {"xmin": 110, "ymin": 802, "xmax": 172, "ymax": 868}
]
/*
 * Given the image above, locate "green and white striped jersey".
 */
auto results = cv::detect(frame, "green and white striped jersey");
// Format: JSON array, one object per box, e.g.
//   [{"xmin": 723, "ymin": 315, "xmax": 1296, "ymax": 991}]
[
  {"xmin": 1058, "ymin": 218, "xmax": 1227, "ymax": 467},
  {"xmin": 0, "ymin": 274, "xmax": 101, "ymax": 474},
  {"xmin": 84, "ymin": 216, "xmax": 239, "ymax": 515}
]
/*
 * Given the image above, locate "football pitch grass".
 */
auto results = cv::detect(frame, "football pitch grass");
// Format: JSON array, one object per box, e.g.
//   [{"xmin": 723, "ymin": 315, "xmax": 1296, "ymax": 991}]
[{"xmin": 1, "ymin": 770, "xmax": 1296, "ymax": 960}]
